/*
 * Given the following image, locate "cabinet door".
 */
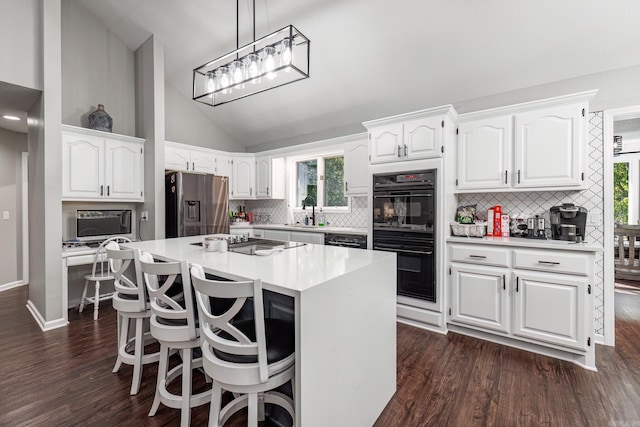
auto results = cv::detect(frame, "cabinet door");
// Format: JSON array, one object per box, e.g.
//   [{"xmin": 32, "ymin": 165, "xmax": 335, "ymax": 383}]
[
  {"xmin": 403, "ymin": 116, "xmax": 442, "ymax": 160},
  {"xmin": 165, "ymin": 144, "xmax": 191, "ymax": 172},
  {"xmin": 457, "ymin": 116, "xmax": 512, "ymax": 190},
  {"xmin": 190, "ymin": 148, "xmax": 216, "ymax": 174},
  {"xmin": 369, "ymin": 124, "xmax": 403, "ymax": 164},
  {"xmin": 263, "ymin": 229, "xmax": 290, "ymax": 242},
  {"xmin": 290, "ymin": 231, "xmax": 324, "ymax": 245},
  {"xmin": 450, "ymin": 265, "xmax": 509, "ymax": 333},
  {"xmin": 512, "ymin": 272, "xmax": 587, "ymax": 352},
  {"xmin": 104, "ymin": 140, "xmax": 143, "ymax": 200},
  {"xmin": 344, "ymin": 139, "xmax": 370, "ymax": 196},
  {"xmin": 62, "ymin": 132, "xmax": 104, "ymax": 199},
  {"xmin": 215, "ymin": 154, "xmax": 232, "ymax": 177},
  {"xmin": 514, "ymin": 104, "xmax": 585, "ymax": 188},
  {"xmin": 231, "ymin": 157, "xmax": 255, "ymax": 199},
  {"xmin": 255, "ymin": 156, "xmax": 272, "ymax": 198}
]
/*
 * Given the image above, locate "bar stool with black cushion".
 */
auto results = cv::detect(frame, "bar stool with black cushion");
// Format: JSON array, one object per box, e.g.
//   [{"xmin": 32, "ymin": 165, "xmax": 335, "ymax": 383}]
[
  {"xmin": 190, "ymin": 264, "xmax": 295, "ymax": 427},
  {"xmin": 139, "ymin": 253, "xmax": 210, "ymax": 427},
  {"xmin": 79, "ymin": 236, "xmax": 132, "ymax": 320},
  {"xmin": 108, "ymin": 246, "xmax": 160, "ymax": 395}
]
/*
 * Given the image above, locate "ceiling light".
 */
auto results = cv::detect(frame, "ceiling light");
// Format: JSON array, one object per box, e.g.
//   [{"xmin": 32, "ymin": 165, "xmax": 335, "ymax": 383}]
[
  {"xmin": 3, "ymin": 115, "xmax": 20, "ymax": 121},
  {"xmin": 192, "ymin": 0, "xmax": 310, "ymax": 107}
]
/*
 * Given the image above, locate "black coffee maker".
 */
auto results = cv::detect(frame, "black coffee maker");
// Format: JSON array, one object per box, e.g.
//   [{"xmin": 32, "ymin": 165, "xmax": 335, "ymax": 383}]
[{"xmin": 549, "ymin": 203, "xmax": 588, "ymax": 242}]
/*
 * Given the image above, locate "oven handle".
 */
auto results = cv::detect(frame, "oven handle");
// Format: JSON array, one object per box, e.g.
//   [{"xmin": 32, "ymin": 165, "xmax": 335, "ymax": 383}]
[
  {"xmin": 373, "ymin": 193, "xmax": 433, "ymax": 198},
  {"xmin": 374, "ymin": 246, "xmax": 433, "ymax": 255},
  {"xmin": 327, "ymin": 241, "xmax": 361, "ymax": 247}
]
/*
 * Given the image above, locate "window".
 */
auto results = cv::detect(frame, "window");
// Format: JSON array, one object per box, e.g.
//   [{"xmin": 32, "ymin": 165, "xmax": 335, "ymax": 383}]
[
  {"xmin": 614, "ymin": 154, "xmax": 640, "ymax": 225},
  {"xmin": 292, "ymin": 154, "xmax": 348, "ymax": 210}
]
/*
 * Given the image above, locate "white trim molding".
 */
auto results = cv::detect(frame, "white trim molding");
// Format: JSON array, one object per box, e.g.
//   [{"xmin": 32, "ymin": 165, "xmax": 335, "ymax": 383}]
[
  {"xmin": 0, "ymin": 280, "xmax": 26, "ymax": 292},
  {"xmin": 26, "ymin": 300, "xmax": 68, "ymax": 331}
]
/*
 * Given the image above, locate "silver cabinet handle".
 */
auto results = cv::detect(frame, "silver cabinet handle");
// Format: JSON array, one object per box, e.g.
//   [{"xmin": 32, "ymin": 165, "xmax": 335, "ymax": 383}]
[
  {"xmin": 374, "ymin": 246, "xmax": 433, "ymax": 255},
  {"xmin": 504, "ymin": 170, "xmax": 508, "ymax": 184},
  {"xmin": 107, "ymin": 185, "xmax": 110, "ymax": 196},
  {"xmin": 469, "ymin": 255, "xmax": 486, "ymax": 259},
  {"xmin": 404, "ymin": 144, "xmax": 407, "ymax": 157},
  {"xmin": 397, "ymin": 145, "xmax": 401, "ymax": 158},
  {"xmin": 503, "ymin": 275, "xmax": 506, "ymax": 290},
  {"xmin": 516, "ymin": 276, "xmax": 519, "ymax": 292},
  {"xmin": 538, "ymin": 260, "xmax": 560, "ymax": 265},
  {"xmin": 192, "ymin": 162, "xmax": 195, "ymax": 170},
  {"xmin": 267, "ymin": 186, "xmax": 269, "ymax": 195},
  {"xmin": 517, "ymin": 170, "xmax": 521, "ymax": 184},
  {"xmin": 100, "ymin": 185, "xmax": 103, "ymax": 196},
  {"xmin": 186, "ymin": 162, "xmax": 189, "ymax": 170},
  {"xmin": 250, "ymin": 188, "xmax": 252, "ymax": 196},
  {"xmin": 345, "ymin": 182, "xmax": 349, "ymax": 192}
]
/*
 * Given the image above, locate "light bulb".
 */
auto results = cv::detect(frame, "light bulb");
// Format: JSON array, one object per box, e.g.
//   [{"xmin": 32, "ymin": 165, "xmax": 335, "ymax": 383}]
[
  {"xmin": 281, "ymin": 38, "xmax": 292, "ymax": 72},
  {"xmin": 206, "ymin": 72, "xmax": 215, "ymax": 92},
  {"xmin": 245, "ymin": 53, "xmax": 260, "ymax": 84},
  {"xmin": 218, "ymin": 66, "xmax": 230, "ymax": 94},
  {"xmin": 231, "ymin": 60, "xmax": 245, "ymax": 88},
  {"xmin": 263, "ymin": 46, "xmax": 277, "ymax": 80}
]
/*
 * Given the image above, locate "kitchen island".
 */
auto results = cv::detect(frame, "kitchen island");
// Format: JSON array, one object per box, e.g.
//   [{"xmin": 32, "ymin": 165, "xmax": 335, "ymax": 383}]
[{"xmin": 125, "ymin": 236, "xmax": 397, "ymax": 427}]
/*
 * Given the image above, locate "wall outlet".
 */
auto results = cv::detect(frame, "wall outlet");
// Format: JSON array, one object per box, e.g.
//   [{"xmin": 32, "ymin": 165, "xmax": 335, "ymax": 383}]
[
  {"xmin": 140, "ymin": 211, "xmax": 149, "ymax": 221},
  {"xmin": 2, "ymin": 211, "xmax": 9, "ymax": 220}
]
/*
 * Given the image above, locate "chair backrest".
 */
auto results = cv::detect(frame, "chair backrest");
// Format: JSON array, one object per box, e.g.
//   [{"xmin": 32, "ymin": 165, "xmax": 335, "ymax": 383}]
[
  {"xmin": 614, "ymin": 225, "xmax": 640, "ymax": 279},
  {"xmin": 90, "ymin": 236, "xmax": 132, "ymax": 278},
  {"xmin": 105, "ymin": 244, "xmax": 146, "ymax": 312},
  {"xmin": 190, "ymin": 264, "xmax": 269, "ymax": 385},
  {"xmin": 139, "ymin": 252, "xmax": 197, "ymax": 341}
]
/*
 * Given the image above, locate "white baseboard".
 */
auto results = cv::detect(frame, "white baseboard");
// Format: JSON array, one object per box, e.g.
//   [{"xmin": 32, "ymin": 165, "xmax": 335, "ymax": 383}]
[
  {"xmin": 0, "ymin": 280, "xmax": 26, "ymax": 292},
  {"xmin": 594, "ymin": 333, "xmax": 608, "ymax": 346},
  {"xmin": 26, "ymin": 300, "xmax": 68, "ymax": 331}
]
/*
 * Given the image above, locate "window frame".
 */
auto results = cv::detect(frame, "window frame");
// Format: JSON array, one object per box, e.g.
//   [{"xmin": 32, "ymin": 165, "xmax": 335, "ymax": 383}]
[
  {"xmin": 287, "ymin": 150, "xmax": 351, "ymax": 213},
  {"xmin": 614, "ymin": 153, "xmax": 640, "ymax": 225}
]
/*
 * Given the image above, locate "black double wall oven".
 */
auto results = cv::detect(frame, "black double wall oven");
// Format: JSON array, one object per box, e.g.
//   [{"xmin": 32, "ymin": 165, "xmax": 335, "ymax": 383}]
[{"xmin": 373, "ymin": 170, "xmax": 436, "ymax": 303}]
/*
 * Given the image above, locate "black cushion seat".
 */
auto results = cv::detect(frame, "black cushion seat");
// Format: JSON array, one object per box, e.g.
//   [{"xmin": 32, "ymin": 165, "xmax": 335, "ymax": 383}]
[{"xmin": 214, "ymin": 318, "xmax": 295, "ymax": 364}]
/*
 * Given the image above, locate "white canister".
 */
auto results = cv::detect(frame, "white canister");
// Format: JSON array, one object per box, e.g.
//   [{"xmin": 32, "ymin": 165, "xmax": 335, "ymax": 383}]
[
  {"xmin": 203, "ymin": 236, "xmax": 218, "ymax": 252},
  {"xmin": 216, "ymin": 239, "xmax": 228, "ymax": 253}
]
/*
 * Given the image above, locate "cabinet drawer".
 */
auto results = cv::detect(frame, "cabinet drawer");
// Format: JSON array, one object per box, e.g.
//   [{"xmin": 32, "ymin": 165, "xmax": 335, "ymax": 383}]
[
  {"xmin": 512, "ymin": 249, "xmax": 588, "ymax": 276},
  {"xmin": 449, "ymin": 244, "xmax": 509, "ymax": 267}
]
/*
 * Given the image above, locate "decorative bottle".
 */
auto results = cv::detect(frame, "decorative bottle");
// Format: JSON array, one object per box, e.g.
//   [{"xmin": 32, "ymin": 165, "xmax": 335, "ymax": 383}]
[{"xmin": 88, "ymin": 104, "xmax": 113, "ymax": 132}]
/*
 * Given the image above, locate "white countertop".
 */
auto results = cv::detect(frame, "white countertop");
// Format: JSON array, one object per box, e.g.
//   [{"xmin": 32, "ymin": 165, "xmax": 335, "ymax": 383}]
[
  {"xmin": 446, "ymin": 236, "xmax": 603, "ymax": 252},
  {"xmin": 231, "ymin": 223, "xmax": 368, "ymax": 235},
  {"xmin": 124, "ymin": 235, "xmax": 391, "ymax": 295}
]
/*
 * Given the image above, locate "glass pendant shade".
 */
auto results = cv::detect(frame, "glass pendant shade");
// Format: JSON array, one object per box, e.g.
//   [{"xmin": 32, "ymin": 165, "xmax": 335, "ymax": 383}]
[{"xmin": 193, "ymin": 25, "xmax": 310, "ymax": 107}]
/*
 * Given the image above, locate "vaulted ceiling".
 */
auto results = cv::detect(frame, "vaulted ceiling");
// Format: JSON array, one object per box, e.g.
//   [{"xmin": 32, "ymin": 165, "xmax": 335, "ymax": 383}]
[{"xmin": 6, "ymin": 1, "xmax": 640, "ymax": 145}]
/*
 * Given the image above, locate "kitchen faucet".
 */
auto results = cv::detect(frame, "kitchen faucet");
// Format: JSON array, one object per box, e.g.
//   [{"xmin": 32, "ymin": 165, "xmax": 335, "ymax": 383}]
[{"xmin": 302, "ymin": 195, "xmax": 316, "ymax": 225}]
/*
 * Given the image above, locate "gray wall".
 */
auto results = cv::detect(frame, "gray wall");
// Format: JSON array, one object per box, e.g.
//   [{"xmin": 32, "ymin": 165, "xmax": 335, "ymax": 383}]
[
  {"xmin": 165, "ymin": 82, "xmax": 241, "ymax": 152},
  {"xmin": 0, "ymin": 0, "xmax": 42, "ymax": 91},
  {"xmin": 0, "ymin": 129, "xmax": 28, "ymax": 285},
  {"xmin": 61, "ymin": 0, "xmax": 136, "ymax": 136}
]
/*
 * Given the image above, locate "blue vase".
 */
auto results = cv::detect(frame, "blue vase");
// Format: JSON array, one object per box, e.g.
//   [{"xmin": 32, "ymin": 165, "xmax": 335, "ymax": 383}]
[{"xmin": 88, "ymin": 104, "xmax": 113, "ymax": 132}]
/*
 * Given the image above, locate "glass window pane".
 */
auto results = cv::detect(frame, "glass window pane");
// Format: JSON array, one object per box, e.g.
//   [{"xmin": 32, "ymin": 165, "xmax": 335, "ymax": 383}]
[
  {"xmin": 296, "ymin": 159, "xmax": 317, "ymax": 207},
  {"xmin": 614, "ymin": 162, "xmax": 629, "ymax": 224},
  {"xmin": 324, "ymin": 156, "xmax": 347, "ymax": 207}
]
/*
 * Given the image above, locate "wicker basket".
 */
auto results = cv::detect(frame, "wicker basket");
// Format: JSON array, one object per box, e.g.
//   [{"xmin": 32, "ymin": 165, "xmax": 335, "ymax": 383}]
[{"xmin": 450, "ymin": 222, "xmax": 486, "ymax": 238}]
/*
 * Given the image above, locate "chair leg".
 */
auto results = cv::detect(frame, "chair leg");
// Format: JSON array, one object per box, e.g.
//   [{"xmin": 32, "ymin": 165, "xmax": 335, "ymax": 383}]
[
  {"xmin": 149, "ymin": 343, "xmax": 168, "ymax": 417},
  {"xmin": 112, "ymin": 315, "xmax": 129, "ymax": 373},
  {"xmin": 93, "ymin": 281, "xmax": 100, "ymax": 320},
  {"xmin": 208, "ymin": 382, "xmax": 222, "ymax": 427},
  {"xmin": 130, "ymin": 318, "xmax": 144, "ymax": 395},
  {"xmin": 248, "ymin": 392, "xmax": 258, "ymax": 427},
  {"xmin": 79, "ymin": 280, "xmax": 89, "ymax": 312},
  {"xmin": 180, "ymin": 348, "xmax": 193, "ymax": 427}
]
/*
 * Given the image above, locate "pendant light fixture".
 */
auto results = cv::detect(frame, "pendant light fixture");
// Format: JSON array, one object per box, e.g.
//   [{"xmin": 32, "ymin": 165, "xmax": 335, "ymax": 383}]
[{"xmin": 193, "ymin": 0, "xmax": 310, "ymax": 107}]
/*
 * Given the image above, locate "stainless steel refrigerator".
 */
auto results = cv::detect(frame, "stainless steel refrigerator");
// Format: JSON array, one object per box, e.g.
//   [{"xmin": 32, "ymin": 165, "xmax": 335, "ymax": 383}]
[{"xmin": 165, "ymin": 171, "xmax": 229, "ymax": 238}]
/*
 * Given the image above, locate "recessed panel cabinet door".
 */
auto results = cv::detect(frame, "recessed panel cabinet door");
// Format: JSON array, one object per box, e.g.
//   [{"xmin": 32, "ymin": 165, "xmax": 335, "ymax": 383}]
[
  {"xmin": 369, "ymin": 124, "xmax": 403, "ymax": 164},
  {"xmin": 404, "ymin": 116, "xmax": 441, "ymax": 160},
  {"xmin": 457, "ymin": 116, "xmax": 512, "ymax": 190},
  {"xmin": 514, "ymin": 104, "xmax": 584, "ymax": 188},
  {"xmin": 165, "ymin": 145, "xmax": 191, "ymax": 172},
  {"xmin": 231, "ymin": 157, "xmax": 255, "ymax": 199},
  {"xmin": 344, "ymin": 140, "xmax": 369, "ymax": 196},
  {"xmin": 105, "ymin": 140, "xmax": 143, "ymax": 200},
  {"xmin": 190, "ymin": 149, "xmax": 216, "ymax": 174},
  {"xmin": 62, "ymin": 132, "xmax": 104, "ymax": 199},
  {"xmin": 450, "ymin": 265, "xmax": 509, "ymax": 333},
  {"xmin": 255, "ymin": 156, "xmax": 271, "ymax": 198},
  {"xmin": 512, "ymin": 273, "xmax": 587, "ymax": 351}
]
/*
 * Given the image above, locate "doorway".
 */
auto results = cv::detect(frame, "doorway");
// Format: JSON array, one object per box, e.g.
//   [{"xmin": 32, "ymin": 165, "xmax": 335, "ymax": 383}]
[{"xmin": 604, "ymin": 106, "xmax": 640, "ymax": 346}]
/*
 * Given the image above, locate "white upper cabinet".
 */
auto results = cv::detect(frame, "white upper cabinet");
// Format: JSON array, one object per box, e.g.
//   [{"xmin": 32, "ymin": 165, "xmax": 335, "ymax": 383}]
[
  {"xmin": 256, "ymin": 156, "xmax": 285, "ymax": 199},
  {"xmin": 457, "ymin": 116, "xmax": 512, "ymax": 190},
  {"xmin": 62, "ymin": 125, "xmax": 144, "ymax": 202},
  {"xmin": 514, "ymin": 104, "xmax": 584, "ymax": 188},
  {"xmin": 455, "ymin": 91, "xmax": 596, "ymax": 193},
  {"xmin": 215, "ymin": 154, "xmax": 232, "ymax": 177},
  {"xmin": 364, "ymin": 106, "xmax": 456, "ymax": 165},
  {"xmin": 231, "ymin": 156, "xmax": 255, "ymax": 199},
  {"xmin": 344, "ymin": 139, "xmax": 370, "ymax": 196},
  {"xmin": 165, "ymin": 142, "xmax": 215, "ymax": 174}
]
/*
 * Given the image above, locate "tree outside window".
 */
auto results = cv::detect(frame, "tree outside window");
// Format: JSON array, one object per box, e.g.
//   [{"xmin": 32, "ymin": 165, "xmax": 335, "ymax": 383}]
[
  {"xmin": 294, "ymin": 155, "xmax": 347, "ymax": 209},
  {"xmin": 614, "ymin": 162, "xmax": 629, "ymax": 224}
]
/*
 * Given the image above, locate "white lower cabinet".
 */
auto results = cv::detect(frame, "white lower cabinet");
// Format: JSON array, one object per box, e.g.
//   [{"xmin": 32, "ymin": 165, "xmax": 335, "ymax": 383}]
[
  {"xmin": 257, "ymin": 228, "xmax": 324, "ymax": 245},
  {"xmin": 261, "ymin": 229, "xmax": 290, "ymax": 242},
  {"xmin": 448, "ymin": 242, "xmax": 596, "ymax": 368},
  {"xmin": 450, "ymin": 265, "xmax": 509, "ymax": 334},
  {"xmin": 512, "ymin": 271, "xmax": 587, "ymax": 351}
]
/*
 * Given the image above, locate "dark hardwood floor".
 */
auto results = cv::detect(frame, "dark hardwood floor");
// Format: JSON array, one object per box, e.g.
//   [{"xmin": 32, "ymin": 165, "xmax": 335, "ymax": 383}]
[{"xmin": 1, "ymin": 285, "xmax": 639, "ymax": 426}]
